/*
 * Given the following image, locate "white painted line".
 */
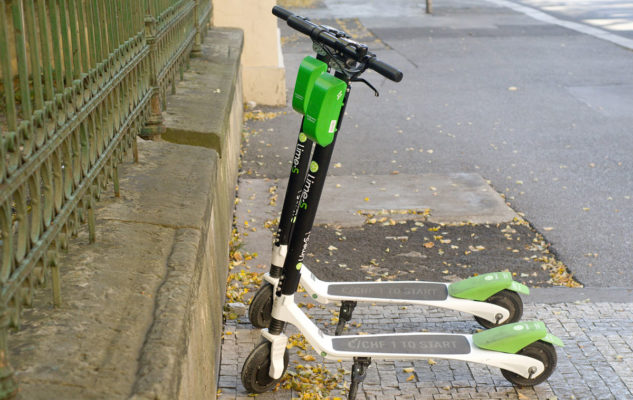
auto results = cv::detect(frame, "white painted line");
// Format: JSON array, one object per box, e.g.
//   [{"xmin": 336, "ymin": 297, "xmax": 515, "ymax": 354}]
[{"xmin": 484, "ymin": 0, "xmax": 633, "ymax": 51}]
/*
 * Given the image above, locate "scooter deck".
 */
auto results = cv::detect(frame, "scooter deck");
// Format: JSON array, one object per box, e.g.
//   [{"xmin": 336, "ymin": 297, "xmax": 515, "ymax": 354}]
[
  {"xmin": 266, "ymin": 295, "xmax": 553, "ymax": 380},
  {"xmin": 326, "ymin": 331, "xmax": 546, "ymax": 379},
  {"xmin": 327, "ymin": 281, "xmax": 448, "ymax": 301},
  {"xmin": 332, "ymin": 333, "xmax": 470, "ymax": 355}
]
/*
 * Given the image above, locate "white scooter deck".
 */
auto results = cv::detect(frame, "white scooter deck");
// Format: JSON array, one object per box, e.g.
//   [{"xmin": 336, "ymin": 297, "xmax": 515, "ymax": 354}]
[
  {"xmin": 265, "ymin": 265, "xmax": 511, "ymax": 324},
  {"xmin": 264, "ymin": 294, "xmax": 545, "ymax": 380}
]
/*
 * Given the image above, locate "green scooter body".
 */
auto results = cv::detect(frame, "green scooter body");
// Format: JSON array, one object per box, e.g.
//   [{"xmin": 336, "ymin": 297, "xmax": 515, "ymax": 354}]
[
  {"xmin": 293, "ymin": 56, "xmax": 328, "ymax": 115},
  {"xmin": 473, "ymin": 321, "xmax": 564, "ymax": 353},
  {"xmin": 291, "ymin": 56, "xmax": 347, "ymax": 147},
  {"xmin": 302, "ymin": 73, "xmax": 347, "ymax": 147},
  {"xmin": 448, "ymin": 271, "xmax": 529, "ymax": 301}
]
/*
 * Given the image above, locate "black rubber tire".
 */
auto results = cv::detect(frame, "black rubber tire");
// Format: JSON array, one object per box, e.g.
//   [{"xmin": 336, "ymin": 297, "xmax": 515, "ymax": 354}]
[
  {"xmin": 248, "ymin": 282, "xmax": 274, "ymax": 329},
  {"xmin": 501, "ymin": 340, "xmax": 558, "ymax": 386},
  {"xmin": 475, "ymin": 289, "xmax": 523, "ymax": 329},
  {"xmin": 241, "ymin": 341, "xmax": 290, "ymax": 393}
]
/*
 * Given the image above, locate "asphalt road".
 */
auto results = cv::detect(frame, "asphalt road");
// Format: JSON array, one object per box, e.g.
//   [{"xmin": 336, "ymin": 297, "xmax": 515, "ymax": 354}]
[{"xmin": 249, "ymin": 0, "xmax": 633, "ymax": 288}]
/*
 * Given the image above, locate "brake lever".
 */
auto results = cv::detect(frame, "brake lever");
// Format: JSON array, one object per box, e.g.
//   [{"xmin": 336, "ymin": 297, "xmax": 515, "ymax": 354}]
[{"xmin": 351, "ymin": 78, "xmax": 379, "ymax": 97}]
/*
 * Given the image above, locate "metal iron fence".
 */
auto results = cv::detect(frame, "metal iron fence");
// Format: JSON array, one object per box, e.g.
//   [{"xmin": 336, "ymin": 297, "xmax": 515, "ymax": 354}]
[{"xmin": 0, "ymin": 0, "xmax": 212, "ymax": 396}]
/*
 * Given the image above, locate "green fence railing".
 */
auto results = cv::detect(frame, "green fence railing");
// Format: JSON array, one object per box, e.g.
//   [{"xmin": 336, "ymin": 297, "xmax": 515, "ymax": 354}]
[{"xmin": 0, "ymin": 0, "xmax": 212, "ymax": 396}]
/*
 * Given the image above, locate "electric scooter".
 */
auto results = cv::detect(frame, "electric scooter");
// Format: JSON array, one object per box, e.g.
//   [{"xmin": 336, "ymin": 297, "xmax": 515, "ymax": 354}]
[
  {"xmin": 241, "ymin": 7, "xmax": 563, "ymax": 398},
  {"xmin": 248, "ymin": 13, "xmax": 530, "ymax": 334}
]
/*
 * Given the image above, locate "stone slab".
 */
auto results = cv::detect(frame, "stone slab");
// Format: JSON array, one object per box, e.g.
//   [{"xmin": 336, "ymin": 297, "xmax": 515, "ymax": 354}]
[
  {"xmin": 10, "ymin": 139, "xmax": 219, "ymax": 399},
  {"xmin": 162, "ymin": 27, "xmax": 244, "ymax": 155},
  {"xmin": 98, "ymin": 140, "xmax": 217, "ymax": 230},
  {"xmin": 11, "ymin": 220, "xmax": 173, "ymax": 400},
  {"xmin": 269, "ymin": 173, "xmax": 518, "ymax": 227}
]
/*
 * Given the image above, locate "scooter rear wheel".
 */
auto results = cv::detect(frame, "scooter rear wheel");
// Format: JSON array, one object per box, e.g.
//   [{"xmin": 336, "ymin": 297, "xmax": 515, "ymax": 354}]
[
  {"xmin": 475, "ymin": 289, "xmax": 523, "ymax": 329},
  {"xmin": 241, "ymin": 341, "xmax": 290, "ymax": 393},
  {"xmin": 249, "ymin": 282, "xmax": 274, "ymax": 329},
  {"xmin": 501, "ymin": 340, "xmax": 557, "ymax": 386}
]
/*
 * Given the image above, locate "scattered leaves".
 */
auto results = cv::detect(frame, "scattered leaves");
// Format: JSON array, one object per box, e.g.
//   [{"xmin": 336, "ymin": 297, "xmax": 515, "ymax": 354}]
[
  {"xmin": 243, "ymin": 110, "xmax": 281, "ymax": 121},
  {"xmin": 537, "ymin": 255, "xmax": 582, "ymax": 288},
  {"xmin": 281, "ymin": 334, "xmax": 347, "ymax": 398}
]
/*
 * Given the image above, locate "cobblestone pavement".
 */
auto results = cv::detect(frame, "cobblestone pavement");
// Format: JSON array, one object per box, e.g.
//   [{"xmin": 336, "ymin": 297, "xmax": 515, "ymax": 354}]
[
  {"xmin": 218, "ymin": 298, "xmax": 633, "ymax": 399},
  {"xmin": 218, "ymin": 177, "xmax": 633, "ymax": 399},
  {"xmin": 218, "ymin": 173, "xmax": 633, "ymax": 400}
]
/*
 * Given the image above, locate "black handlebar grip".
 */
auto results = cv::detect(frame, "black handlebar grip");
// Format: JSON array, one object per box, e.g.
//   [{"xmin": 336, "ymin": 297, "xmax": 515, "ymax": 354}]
[
  {"xmin": 287, "ymin": 15, "xmax": 317, "ymax": 38},
  {"xmin": 367, "ymin": 58, "xmax": 403, "ymax": 82},
  {"xmin": 272, "ymin": 6, "xmax": 293, "ymax": 21}
]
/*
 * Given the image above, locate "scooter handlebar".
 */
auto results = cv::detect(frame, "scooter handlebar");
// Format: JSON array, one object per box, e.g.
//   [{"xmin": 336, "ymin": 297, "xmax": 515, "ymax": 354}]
[
  {"xmin": 272, "ymin": 6, "xmax": 403, "ymax": 82},
  {"xmin": 272, "ymin": 5, "xmax": 294, "ymax": 21},
  {"xmin": 287, "ymin": 15, "xmax": 320, "ymax": 37},
  {"xmin": 367, "ymin": 58, "xmax": 403, "ymax": 83}
]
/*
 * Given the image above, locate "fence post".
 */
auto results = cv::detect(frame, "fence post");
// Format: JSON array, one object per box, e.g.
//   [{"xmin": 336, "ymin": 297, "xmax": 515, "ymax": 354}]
[
  {"xmin": 141, "ymin": 4, "xmax": 165, "ymax": 139},
  {"xmin": 191, "ymin": 0, "xmax": 202, "ymax": 57},
  {"xmin": 0, "ymin": 315, "xmax": 17, "ymax": 398},
  {"xmin": 0, "ymin": 3, "xmax": 20, "ymax": 395}
]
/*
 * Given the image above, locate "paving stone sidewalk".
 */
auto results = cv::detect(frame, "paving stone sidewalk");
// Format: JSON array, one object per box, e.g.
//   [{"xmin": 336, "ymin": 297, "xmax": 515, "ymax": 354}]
[
  {"xmin": 217, "ymin": 170, "xmax": 633, "ymax": 400},
  {"xmin": 218, "ymin": 294, "xmax": 633, "ymax": 399},
  {"xmin": 217, "ymin": 175, "xmax": 633, "ymax": 399}
]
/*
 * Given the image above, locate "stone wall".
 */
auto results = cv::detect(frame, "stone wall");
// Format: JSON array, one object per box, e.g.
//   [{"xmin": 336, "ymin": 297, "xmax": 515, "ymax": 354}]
[{"xmin": 8, "ymin": 28, "xmax": 244, "ymax": 400}]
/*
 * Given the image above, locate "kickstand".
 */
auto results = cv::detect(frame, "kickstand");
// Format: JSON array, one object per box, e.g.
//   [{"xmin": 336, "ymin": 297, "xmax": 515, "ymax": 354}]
[
  {"xmin": 348, "ymin": 357, "xmax": 371, "ymax": 400},
  {"xmin": 335, "ymin": 301, "xmax": 357, "ymax": 336}
]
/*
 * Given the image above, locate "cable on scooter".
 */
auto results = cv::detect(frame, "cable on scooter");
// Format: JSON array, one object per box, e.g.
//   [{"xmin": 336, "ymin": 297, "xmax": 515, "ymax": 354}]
[{"xmin": 272, "ymin": 6, "xmax": 403, "ymax": 82}]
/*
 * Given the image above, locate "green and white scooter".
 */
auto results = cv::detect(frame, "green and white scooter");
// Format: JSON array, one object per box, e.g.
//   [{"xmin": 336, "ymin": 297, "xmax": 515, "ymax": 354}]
[
  {"xmin": 242, "ymin": 7, "xmax": 564, "ymax": 399},
  {"xmin": 249, "ymin": 19, "xmax": 529, "ymax": 335}
]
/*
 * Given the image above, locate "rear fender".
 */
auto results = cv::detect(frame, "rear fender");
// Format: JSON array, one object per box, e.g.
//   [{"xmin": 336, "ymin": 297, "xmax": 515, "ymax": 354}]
[
  {"xmin": 448, "ymin": 271, "xmax": 529, "ymax": 301},
  {"xmin": 473, "ymin": 321, "xmax": 563, "ymax": 353}
]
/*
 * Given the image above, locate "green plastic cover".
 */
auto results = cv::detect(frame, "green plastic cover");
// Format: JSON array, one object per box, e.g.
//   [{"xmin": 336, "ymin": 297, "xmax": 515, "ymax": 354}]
[
  {"xmin": 302, "ymin": 73, "xmax": 347, "ymax": 147},
  {"xmin": 292, "ymin": 56, "xmax": 328, "ymax": 115},
  {"xmin": 447, "ymin": 271, "xmax": 529, "ymax": 301},
  {"xmin": 473, "ymin": 321, "xmax": 563, "ymax": 353}
]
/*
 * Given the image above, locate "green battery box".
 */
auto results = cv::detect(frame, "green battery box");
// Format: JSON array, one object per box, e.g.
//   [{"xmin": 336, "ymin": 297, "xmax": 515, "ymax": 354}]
[
  {"xmin": 293, "ymin": 56, "xmax": 328, "ymax": 115},
  {"xmin": 302, "ymin": 73, "xmax": 347, "ymax": 147}
]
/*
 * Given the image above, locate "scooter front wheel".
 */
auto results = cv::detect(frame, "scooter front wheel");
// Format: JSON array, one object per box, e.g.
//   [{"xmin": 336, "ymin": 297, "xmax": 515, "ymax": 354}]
[
  {"xmin": 501, "ymin": 340, "xmax": 557, "ymax": 386},
  {"xmin": 241, "ymin": 341, "xmax": 290, "ymax": 393},
  {"xmin": 249, "ymin": 282, "xmax": 274, "ymax": 329},
  {"xmin": 475, "ymin": 289, "xmax": 523, "ymax": 329}
]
